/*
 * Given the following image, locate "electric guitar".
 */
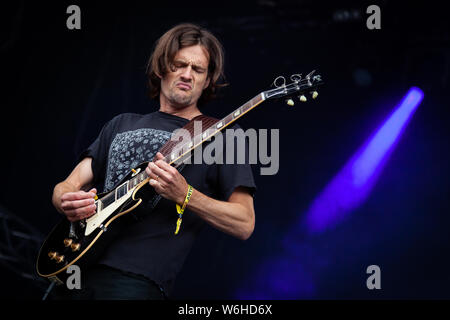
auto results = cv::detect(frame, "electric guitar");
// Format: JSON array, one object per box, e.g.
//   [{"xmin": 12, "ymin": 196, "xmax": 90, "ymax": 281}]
[{"xmin": 36, "ymin": 71, "xmax": 323, "ymax": 284}]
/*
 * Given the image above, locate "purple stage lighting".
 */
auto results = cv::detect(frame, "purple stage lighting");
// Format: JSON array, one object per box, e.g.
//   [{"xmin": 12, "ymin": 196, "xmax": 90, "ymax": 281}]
[
  {"xmin": 235, "ymin": 87, "xmax": 424, "ymax": 299},
  {"xmin": 304, "ymin": 87, "xmax": 424, "ymax": 234}
]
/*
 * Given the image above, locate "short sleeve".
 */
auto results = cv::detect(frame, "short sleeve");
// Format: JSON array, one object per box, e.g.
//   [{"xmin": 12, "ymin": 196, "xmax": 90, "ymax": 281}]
[
  {"xmin": 77, "ymin": 116, "xmax": 119, "ymax": 190},
  {"xmin": 214, "ymin": 124, "xmax": 257, "ymax": 201}
]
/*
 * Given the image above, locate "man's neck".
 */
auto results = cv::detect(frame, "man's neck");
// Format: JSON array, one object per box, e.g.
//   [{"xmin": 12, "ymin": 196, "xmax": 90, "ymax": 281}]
[{"xmin": 159, "ymin": 102, "xmax": 202, "ymax": 120}]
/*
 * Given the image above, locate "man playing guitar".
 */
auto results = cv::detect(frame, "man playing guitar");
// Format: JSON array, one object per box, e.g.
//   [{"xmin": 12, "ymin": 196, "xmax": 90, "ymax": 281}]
[{"xmin": 51, "ymin": 23, "xmax": 256, "ymax": 300}]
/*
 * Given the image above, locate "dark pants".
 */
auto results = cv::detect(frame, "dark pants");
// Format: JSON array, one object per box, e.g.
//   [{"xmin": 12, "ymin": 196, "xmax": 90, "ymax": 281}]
[{"xmin": 51, "ymin": 264, "xmax": 166, "ymax": 300}]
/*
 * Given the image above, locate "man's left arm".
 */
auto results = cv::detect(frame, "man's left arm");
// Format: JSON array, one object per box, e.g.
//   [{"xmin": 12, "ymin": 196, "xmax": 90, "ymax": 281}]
[{"xmin": 147, "ymin": 152, "xmax": 255, "ymax": 240}]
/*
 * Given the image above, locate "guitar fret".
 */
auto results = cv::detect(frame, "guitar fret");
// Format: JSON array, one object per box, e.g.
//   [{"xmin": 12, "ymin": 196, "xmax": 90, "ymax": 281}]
[
  {"xmin": 224, "ymin": 114, "xmax": 233, "ymax": 126},
  {"xmin": 242, "ymin": 102, "xmax": 252, "ymax": 113},
  {"xmin": 127, "ymin": 169, "xmax": 149, "ymax": 189},
  {"xmin": 116, "ymin": 183, "xmax": 127, "ymax": 199}
]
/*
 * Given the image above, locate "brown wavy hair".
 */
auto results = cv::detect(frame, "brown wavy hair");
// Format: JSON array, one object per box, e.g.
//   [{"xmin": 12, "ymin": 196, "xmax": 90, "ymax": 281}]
[{"xmin": 146, "ymin": 23, "xmax": 227, "ymax": 106}]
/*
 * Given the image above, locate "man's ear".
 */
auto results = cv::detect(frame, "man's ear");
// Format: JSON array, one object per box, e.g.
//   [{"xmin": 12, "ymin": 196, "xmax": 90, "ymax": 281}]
[{"xmin": 203, "ymin": 76, "xmax": 210, "ymax": 90}]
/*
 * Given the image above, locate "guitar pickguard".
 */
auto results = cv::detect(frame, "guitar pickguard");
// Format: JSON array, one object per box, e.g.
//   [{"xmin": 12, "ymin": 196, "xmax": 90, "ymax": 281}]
[{"xmin": 84, "ymin": 191, "xmax": 133, "ymax": 236}]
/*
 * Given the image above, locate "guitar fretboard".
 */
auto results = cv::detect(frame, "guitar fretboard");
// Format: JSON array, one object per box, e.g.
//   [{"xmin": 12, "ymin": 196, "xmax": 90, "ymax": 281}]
[
  {"xmin": 129, "ymin": 170, "xmax": 147, "ymax": 189},
  {"xmin": 163, "ymin": 93, "xmax": 265, "ymax": 166}
]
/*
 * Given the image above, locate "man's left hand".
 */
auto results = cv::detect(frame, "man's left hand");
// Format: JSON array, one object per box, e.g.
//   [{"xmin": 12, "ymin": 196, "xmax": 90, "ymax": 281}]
[{"xmin": 146, "ymin": 152, "xmax": 190, "ymax": 205}]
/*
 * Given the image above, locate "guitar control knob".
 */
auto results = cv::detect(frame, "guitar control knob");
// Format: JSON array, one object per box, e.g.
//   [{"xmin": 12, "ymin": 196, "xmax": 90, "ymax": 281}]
[
  {"xmin": 64, "ymin": 239, "xmax": 73, "ymax": 247},
  {"xmin": 311, "ymin": 91, "xmax": 318, "ymax": 99},
  {"xmin": 71, "ymin": 243, "xmax": 81, "ymax": 252},
  {"xmin": 48, "ymin": 251, "xmax": 57, "ymax": 260},
  {"xmin": 55, "ymin": 255, "xmax": 65, "ymax": 263},
  {"xmin": 299, "ymin": 95, "xmax": 307, "ymax": 102}
]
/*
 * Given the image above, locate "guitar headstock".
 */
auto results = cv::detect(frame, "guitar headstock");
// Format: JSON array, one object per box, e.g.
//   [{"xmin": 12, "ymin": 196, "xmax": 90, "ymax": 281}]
[{"xmin": 263, "ymin": 70, "xmax": 323, "ymax": 105}]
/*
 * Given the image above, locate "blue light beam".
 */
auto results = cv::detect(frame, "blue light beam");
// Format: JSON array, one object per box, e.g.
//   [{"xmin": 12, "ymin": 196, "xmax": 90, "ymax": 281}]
[
  {"xmin": 304, "ymin": 87, "xmax": 424, "ymax": 234},
  {"xmin": 235, "ymin": 87, "xmax": 424, "ymax": 299}
]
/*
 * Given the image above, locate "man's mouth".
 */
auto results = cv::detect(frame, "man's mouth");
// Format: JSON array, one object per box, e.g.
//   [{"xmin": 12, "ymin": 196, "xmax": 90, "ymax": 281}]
[{"xmin": 176, "ymin": 82, "xmax": 192, "ymax": 90}]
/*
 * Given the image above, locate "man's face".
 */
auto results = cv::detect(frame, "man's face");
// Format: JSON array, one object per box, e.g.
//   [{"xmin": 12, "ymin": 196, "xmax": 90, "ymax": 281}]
[{"xmin": 159, "ymin": 45, "xmax": 210, "ymax": 109}]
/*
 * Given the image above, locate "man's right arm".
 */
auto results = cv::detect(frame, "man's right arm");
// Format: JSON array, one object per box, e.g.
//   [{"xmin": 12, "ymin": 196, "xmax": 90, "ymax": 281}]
[{"xmin": 52, "ymin": 157, "xmax": 98, "ymax": 222}]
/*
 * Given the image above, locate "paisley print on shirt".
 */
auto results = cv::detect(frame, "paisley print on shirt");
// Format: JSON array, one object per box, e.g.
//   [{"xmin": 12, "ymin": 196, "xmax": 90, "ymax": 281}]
[{"xmin": 104, "ymin": 128, "xmax": 171, "ymax": 192}]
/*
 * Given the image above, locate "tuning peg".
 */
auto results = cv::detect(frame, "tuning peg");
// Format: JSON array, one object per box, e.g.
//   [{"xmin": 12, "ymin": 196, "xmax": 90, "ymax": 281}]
[
  {"xmin": 299, "ymin": 95, "xmax": 307, "ymax": 102},
  {"xmin": 285, "ymin": 98, "xmax": 295, "ymax": 106},
  {"xmin": 311, "ymin": 91, "xmax": 318, "ymax": 99}
]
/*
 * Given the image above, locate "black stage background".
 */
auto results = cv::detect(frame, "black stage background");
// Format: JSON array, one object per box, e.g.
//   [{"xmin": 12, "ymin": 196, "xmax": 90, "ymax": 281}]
[{"xmin": 0, "ymin": 1, "xmax": 449, "ymax": 300}]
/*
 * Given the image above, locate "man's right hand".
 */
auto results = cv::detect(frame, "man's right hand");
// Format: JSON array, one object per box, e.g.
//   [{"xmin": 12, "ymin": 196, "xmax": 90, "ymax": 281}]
[{"xmin": 59, "ymin": 188, "xmax": 97, "ymax": 222}]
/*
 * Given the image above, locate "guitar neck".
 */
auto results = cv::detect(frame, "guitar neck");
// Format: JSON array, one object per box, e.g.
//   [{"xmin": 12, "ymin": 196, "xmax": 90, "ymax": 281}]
[
  {"xmin": 217, "ymin": 92, "xmax": 266, "ymax": 132},
  {"xmin": 164, "ymin": 92, "xmax": 266, "ymax": 166}
]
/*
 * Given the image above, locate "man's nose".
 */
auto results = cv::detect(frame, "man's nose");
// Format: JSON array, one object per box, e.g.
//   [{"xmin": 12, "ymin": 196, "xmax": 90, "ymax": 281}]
[{"xmin": 180, "ymin": 66, "xmax": 193, "ymax": 81}]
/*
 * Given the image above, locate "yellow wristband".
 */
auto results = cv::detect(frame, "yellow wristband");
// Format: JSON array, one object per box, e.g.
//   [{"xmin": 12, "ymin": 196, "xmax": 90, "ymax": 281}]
[{"xmin": 175, "ymin": 184, "xmax": 193, "ymax": 235}]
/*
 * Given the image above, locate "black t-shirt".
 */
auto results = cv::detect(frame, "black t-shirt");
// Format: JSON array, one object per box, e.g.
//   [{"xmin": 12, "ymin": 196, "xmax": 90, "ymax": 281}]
[{"xmin": 79, "ymin": 110, "xmax": 256, "ymax": 296}]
